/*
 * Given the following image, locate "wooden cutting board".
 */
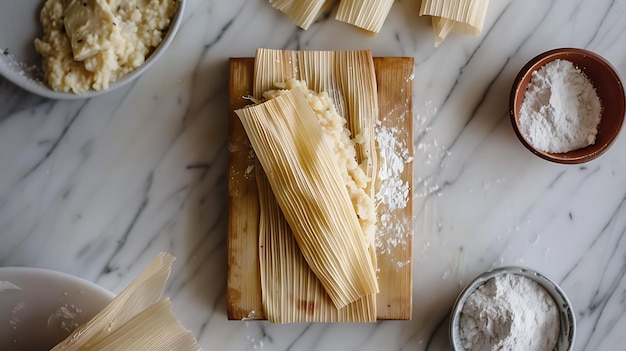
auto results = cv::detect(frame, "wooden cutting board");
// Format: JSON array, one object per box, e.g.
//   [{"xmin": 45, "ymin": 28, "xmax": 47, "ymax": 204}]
[{"xmin": 227, "ymin": 57, "xmax": 414, "ymax": 321}]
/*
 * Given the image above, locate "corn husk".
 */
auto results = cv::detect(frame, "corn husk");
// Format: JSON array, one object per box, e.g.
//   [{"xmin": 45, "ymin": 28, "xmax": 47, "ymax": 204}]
[
  {"xmin": 252, "ymin": 49, "xmax": 379, "ymax": 211},
  {"xmin": 335, "ymin": 0, "xmax": 395, "ymax": 33},
  {"xmin": 236, "ymin": 49, "xmax": 378, "ymax": 314},
  {"xmin": 420, "ymin": 0, "xmax": 490, "ymax": 46},
  {"xmin": 51, "ymin": 253, "xmax": 202, "ymax": 351},
  {"xmin": 235, "ymin": 86, "xmax": 377, "ymax": 310},
  {"xmin": 248, "ymin": 49, "xmax": 380, "ymax": 316},
  {"xmin": 257, "ymin": 164, "xmax": 376, "ymax": 323},
  {"xmin": 269, "ymin": 0, "xmax": 337, "ymax": 30}
]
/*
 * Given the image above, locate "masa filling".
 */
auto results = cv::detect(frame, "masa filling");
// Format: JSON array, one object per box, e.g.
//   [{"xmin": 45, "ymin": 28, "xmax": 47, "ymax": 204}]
[{"xmin": 34, "ymin": 0, "xmax": 177, "ymax": 93}]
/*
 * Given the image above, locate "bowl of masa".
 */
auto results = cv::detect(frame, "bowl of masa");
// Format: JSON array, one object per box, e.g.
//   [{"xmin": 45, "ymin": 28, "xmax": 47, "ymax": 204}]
[
  {"xmin": 449, "ymin": 266, "xmax": 575, "ymax": 351},
  {"xmin": 0, "ymin": 0, "xmax": 185, "ymax": 99},
  {"xmin": 510, "ymin": 48, "xmax": 625, "ymax": 164}
]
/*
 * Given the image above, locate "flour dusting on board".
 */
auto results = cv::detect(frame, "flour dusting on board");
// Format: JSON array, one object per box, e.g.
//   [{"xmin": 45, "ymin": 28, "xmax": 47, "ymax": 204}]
[
  {"xmin": 375, "ymin": 119, "xmax": 412, "ymax": 260},
  {"xmin": 376, "ymin": 123, "xmax": 412, "ymax": 210}
]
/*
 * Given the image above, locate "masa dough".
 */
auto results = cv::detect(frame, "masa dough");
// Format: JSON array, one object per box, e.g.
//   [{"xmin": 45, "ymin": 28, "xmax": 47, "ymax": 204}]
[{"xmin": 35, "ymin": 0, "xmax": 177, "ymax": 93}]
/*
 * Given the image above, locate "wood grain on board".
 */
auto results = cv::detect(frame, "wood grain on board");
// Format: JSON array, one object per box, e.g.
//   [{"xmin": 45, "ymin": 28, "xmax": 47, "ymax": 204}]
[{"xmin": 227, "ymin": 57, "xmax": 414, "ymax": 321}]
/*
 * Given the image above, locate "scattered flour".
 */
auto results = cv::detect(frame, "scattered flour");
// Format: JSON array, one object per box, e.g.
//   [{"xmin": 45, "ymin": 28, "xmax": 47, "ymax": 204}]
[
  {"xmin": 519, "ymin": 59, "xmax": 602, "ymax": 153},
  {"xmin": 375, "ymin": 124, "xmax": 412, "ymax": 211},
  {"xmin": 459, "ymin": 273, "xmax": 560, "ymax": 351},
  {"xmin": 374, "ymin": 124, "xmax": 412, "ymax": 259},
  {"xmin": 47, "ymin": 304, "xmax": 83, "ymax": 333},
  {"xmin": 243, "ymin": 311, "xmax": 264, "ymax": 349}
]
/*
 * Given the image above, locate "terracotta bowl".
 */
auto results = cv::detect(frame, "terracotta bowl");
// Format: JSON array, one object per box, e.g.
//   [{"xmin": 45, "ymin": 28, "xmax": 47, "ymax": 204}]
[{"xmin": 510, "ymin": 48, "xmax": 625, "ymax": 164}]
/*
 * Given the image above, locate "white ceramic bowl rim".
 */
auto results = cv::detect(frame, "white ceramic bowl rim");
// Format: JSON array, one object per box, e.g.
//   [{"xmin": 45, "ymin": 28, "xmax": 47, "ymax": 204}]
[
  {"xmin": 449, "ymin": 266, "xmax": 576, "ymax": 351},
  {"xmin": 0, "ymin": 0, "xmax": 185, "ymax": 100},
  {"xmin": 0, "ymin": 266, "xmax": 114, "ymax": 298},
  {"xmin": 0, "ymin": 266, "xmax": 114, "ymax": 350}
]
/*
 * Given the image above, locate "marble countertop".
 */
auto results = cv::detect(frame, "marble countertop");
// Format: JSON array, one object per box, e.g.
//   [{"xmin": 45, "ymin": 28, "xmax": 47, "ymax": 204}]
[{"xmin": 2, "ymin": 0, "xmax": 626, "ymax": 350}]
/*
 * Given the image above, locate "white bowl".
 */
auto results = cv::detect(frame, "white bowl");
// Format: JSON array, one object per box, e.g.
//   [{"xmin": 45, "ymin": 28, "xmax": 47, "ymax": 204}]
[
  {"xmin": 0, "ymin": 267, "xmax": 113, "ymax": 350},
  {"xmin": 0, "ymin": 0, "xmax": 185, "ymax": 99}
]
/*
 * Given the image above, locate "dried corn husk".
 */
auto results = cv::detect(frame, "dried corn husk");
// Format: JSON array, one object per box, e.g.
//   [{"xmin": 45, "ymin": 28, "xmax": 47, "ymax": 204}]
[
  {"xmin": 51, "ymin": 253, "xmax": 202, "ymax": 351},
  {"xmin": 257, "ymin": 165, "xmax": 376, "ymax": 322},
  {"xmin": 420, "ymin": 0, "xmax": 490, "ymax": 46},
  {"xmin": 335, "ymin": 0, "xmax": 395, "ymax": 33},
  {"xmin": 252, "ymin": 49, "xmax": 379, "ymax": 218},
  {"xmin": 269, "ymin": 0, "xmax": 337, "ymax": 30},
  {"xmin": 70, "ymin": 299, "xmax": 201, "ymax": 351},
  {"xmin": 255, "ymin": 79, "xmax": 378, "ymax": 321},
  {"xmin": 248, "ymin": 49, "xmax": 379, "ymax": 315},
  {"xmin": 235, "ymin": 86, "xmax": 377, "ymax": 309}
]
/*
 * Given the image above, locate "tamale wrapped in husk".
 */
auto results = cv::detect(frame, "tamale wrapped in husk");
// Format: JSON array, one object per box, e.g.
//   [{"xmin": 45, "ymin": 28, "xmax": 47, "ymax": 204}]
[
  {"xmin": 235, "ymin": 85, "xmax": 378, "ymax": 309},
  {"xmin": 243, "ymin": 49, "xmax": 380, "ymax": 317}
]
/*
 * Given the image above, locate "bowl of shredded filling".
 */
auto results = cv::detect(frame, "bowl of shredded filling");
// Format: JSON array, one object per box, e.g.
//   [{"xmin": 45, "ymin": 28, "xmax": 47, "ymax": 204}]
[
  {"xmin": 449, "ymin": 266, "xmax": 576, "ymax": 351},
  {"xmin": 0, "ymin": 0, "xmax": 184, "ymax": 99},
  {"xmin": 510, "ymin": 48, "xmax": 625, "ymax": 164}
]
